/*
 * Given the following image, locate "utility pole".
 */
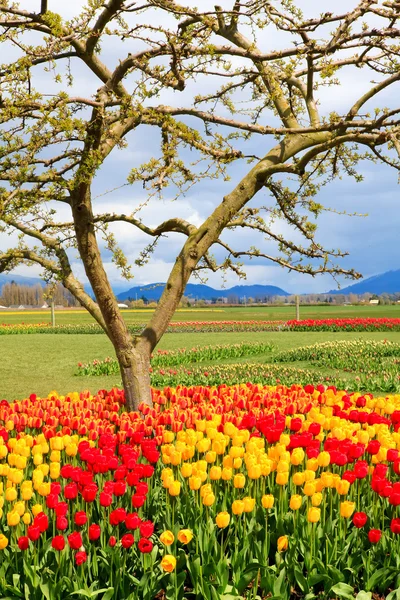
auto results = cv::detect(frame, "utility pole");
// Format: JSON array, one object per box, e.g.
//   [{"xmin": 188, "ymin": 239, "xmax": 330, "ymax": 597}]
[
  {"xmin": 51, "ymin": 299, "xmax": 55, "ymax": 326},
  {"xmin": 295, "ymin": 295, "xmax": 300, "ymax": 320}
]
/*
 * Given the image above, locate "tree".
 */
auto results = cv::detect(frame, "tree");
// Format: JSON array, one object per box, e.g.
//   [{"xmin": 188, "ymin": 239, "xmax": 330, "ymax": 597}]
[{"xmin": 0, "ymin": 1, "xmax": 400, "ymax": 409}]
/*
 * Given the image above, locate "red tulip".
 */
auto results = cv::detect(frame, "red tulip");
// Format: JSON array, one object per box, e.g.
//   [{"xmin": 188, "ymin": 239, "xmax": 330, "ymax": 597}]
[
  {"xmin": 34, "ymin": 513, "xmax": 49, "ymax": 533},
  {"xmin": 139, "ymin": 520, "xmax": 154, "ymax": 538},
  {"xmin": 391, "ymin": 518, "xmax": 400, "ymax": 534},
  {"xmin": 74, "ymin": 511, "xmax": 88, "ymax": 527},
  {"xmin": 52, "ymin": 535, "xmax": 65, "ymax": 551},
  {"xmin": 352, "ymin": 512, "xmax": 368, "ymax": 528},
  {"xmin": 368, "ymin": 529, "xmax": 382, "ymax": 543},
  {"xmin": 18, "ymin": 536, "xmax": 29, "ymax": 551},
  {"xmin": 82, "ymin": 483, "xmax": 98, "ymax": 503},
  {"xmin": 121, "ymin": 534, "xmax": 134, "ymax": 549},
  {"xmin": 88, "ymin": 524, "xmax": 101, "ymax": 541},
  {"xmin": 56, "ymin": 516, "xmax": 68, "ymax": 531},
  {"xmin": 109, "ymin": 536, "xmax": 117, "ymax": 547},
  {"xmin": 125, "ymin": 513, "xmax": 141, "ymax": 530},
  {"xmin": 64, "ymin": 482, "xmax": 78, "ymax": 500},
  {"xmin": 138, "ymin": 538, "xmax": 153, "ymax": 553},
  {"xmin": 27, "ymin": 525, "xmax": 41, "ymax": 542},
  {"xmin": 131, "ymin": 494, "xmax": 146, "ymax": 508},
  {"xmin": 55, "ymin": 502, "xmax": 68, "ymax": 517},
  {"xmin": 68, "ymin": 531, "xmax": 83, "ymax": 550},
  {"xmin": 75, "ymin": 551, "xmax": 87, "ymax": 566},
  {"xmin": 100, "ymin": 492, "xmax": 112, "ymax": 507}
]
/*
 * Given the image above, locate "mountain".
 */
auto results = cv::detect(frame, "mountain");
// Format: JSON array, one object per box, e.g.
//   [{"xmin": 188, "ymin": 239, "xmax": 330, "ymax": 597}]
[
  {"xmin": 328, "ymin": 269, "xmax": 400, "ymax": 295},
  {"xmin": 0, "ymin": 273, "xmax": 45, "ymax": 287},
  {"xmin": 117, "ymin": 282, "xmax": 289, "ymax": 301}
]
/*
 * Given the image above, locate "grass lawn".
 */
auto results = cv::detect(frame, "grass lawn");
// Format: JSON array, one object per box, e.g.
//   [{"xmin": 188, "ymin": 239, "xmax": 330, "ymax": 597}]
[
  {"xmin": 2, "ymin": 330, "xmax": 400, "ymax": 402},
  {"xmin": 1, "ymin": 303, "xmax": 400, "ymax": 325}
]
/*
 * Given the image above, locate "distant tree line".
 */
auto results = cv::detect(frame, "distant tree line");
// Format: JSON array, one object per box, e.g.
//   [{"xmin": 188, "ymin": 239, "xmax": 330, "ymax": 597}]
[
  {"xmin": 0, "ymin": 282, "xmax": 80, "ymax": 307},
  {"xmin": 126, "ymin": 292, "xmax": 400, "ymax": 308}
]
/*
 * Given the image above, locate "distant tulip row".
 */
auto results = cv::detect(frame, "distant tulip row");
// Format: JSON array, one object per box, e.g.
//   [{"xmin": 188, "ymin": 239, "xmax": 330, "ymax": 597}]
[{"xmin": 2, "ymin": 316, "xmax": 400, "ymax": 335}]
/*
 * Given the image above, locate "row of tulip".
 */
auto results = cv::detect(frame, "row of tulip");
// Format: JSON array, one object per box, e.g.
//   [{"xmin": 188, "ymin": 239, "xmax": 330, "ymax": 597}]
[
  {"xmin": 2, "ymin": 317, "xmax": 400, "ymax": 335},
  {"xmin": 76, "ymin": 342, "xmax": 274, "ymax": 377}
]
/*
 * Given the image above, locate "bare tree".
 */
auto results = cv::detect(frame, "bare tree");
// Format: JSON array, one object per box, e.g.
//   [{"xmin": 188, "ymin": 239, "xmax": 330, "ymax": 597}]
[{"xmin": 0, "ymin": 1, "xmax": 399, "ymax": 409}]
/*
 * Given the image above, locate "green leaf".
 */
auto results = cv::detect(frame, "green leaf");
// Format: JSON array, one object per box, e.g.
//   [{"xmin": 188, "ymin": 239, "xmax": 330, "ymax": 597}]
[
  {"xmin": 237, "ymin": 564, "xmax": 260, "ymax": 594},
  {"xmin": 98, "ymin": 589, "xmax": 115, "ymax": 600},
  {"xmin": 330, "ymin": 582, "xmax": 355, "ymax": 600},
  {"xmin": 356, "ymin": 592, "xmax": 372, "ymax": 600},
  {"xmin": 294, "ymin": 565, "xmax": 309, "ymax": 594},
  {"xmin": 367, "ymin": 567, "xmax": 396, "ymax": 592},
  {"xmin": 273, "ymin": 567, "xmax": 287, "ymax": 599},
  {"xmin": 39, "ymin": 583, "xmax": 53, "ymax": 600}
]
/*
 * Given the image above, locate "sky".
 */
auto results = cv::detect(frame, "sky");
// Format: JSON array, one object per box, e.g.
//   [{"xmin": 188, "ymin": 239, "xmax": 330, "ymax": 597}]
[{"xmin": 1, "ymin": 0, "xmax": 399, "ymax": 295}]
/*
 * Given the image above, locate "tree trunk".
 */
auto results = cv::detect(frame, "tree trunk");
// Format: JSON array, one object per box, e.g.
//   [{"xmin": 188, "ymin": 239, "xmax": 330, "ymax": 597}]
[{"xmin": 118, "ymin": 349, "xmax": 152, "ymax": 411}]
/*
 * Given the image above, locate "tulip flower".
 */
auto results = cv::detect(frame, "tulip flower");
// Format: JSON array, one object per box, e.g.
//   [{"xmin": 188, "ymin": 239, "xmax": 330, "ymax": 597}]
[
  {"xmin": 289, "ymin": 495, "xmax": 302, "ymax": 511},
  {"xmin": 307, "ymin": 507, "xmax": 321, "ymax": 523},
  {"xmin": 177, "ymin": 529, "xmax": 193, "ymax": 544},
  {"xmin": 75, "ymin": 551, "xmax": 88, "ymax": 566},
  {"xmin": 161, "ymin": 555, "xmax": 177, "ymax": 573},
  {"xmin": 138, "ymin": 538, "xmax": 153, "ymax": 553},
  {"xmin": 368, "ymin": 529, "xmax": 382, "ymax": 543},
  {"xmin": 353, "ymin": 512, "xmax": 368, "ymax": 528},
  {"xmin": 340, "ymin": 501, "xmax": 356, "ymax": 519},
  {"xmin": 216, "ymin": 512, "xmax": 230, "ymax": 528},
  {"xmin": 262, "ymin": 495, "xmax": 275, "ymax": 509},
  {"xmin": 52, "ymin": 536, "xmax": 65, "ymax": 551},
  {"xmin": 160, "ymin": 531, "xmax": 175, "ymax": 546},
  {"xmin": 277, "ymin": 536, "xmax": 288, "ymax": 552},
  {"xmin": 17, "ymin": 536, "xmax": 29, "ymax": 551}
]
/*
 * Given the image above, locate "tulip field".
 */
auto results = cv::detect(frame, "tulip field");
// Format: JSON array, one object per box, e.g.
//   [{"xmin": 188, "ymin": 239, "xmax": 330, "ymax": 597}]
[
  {"xmin": 1, "ymin": 312, "xmax": 400, "ymax": 598},
  {"xmin": 0, "ymin": 383, "xmax": 400, "ymax": 599}
]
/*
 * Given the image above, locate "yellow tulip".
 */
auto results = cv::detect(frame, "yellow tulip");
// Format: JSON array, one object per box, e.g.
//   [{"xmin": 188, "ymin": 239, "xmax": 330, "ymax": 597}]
[
  {"xmin": 340, "ymin": 501, "xmax": 355, "ymax": 519},
  {"xmin": 5, "ymin": 487, "xmax": 17, "ymax": 502},
  {"xmin": 232, "ymin": 500, "xmax": 244, "ymax": 515},
  {"xmin": 276, "ymin": 472, "xmax": 289, "ymax": 486},
  {"xmin": 289, "ymin": 495, "xmax": 302, "ymax": 510},
  {"xmin": 307, "ymin": 507, "xmax": 321, "ymax": 523},
  {"xmin": 311, "ymin": 493, "xmax": 323, "ymax": 507},
  {"xmin": 7, "ymin": 511, "xmax": 20, "ymax": 527},
  {"xmin": 168, "ymin": 481, "xmax": 181, "ymax": 497},
  {"xmin": 189, "ymin": 476, "xmax": 202, "ymax": 490},
  {"xmin": 243, "ymin": 497, "xmax": 255, "ymax": 512},
  {"xmin": 262, "ymin": 494, "xmax": 274, "ymax": 509},
  {"xmin": 177, "ymin": 529, "xmax": 193, "ymax": 544},
  {"xmin": 161, "ymin": 555, "xmax": 176, "ymax": 573},
  {"xmin": 277, "ymin": 535, "xmax": 288, "ymax": 552},
  {"xmin": 317, "ymin": 451, "xmax": 330, "ymax": 467},
  {"xmin": 234, "ymin": 474, "xmax": 246, "ymax": 489},
  {"xmin": 0, "ymin": 534, "xmax": 8, "ymax": 550},
  {"xmin": 14, "ymin": 501, "xmax": 25, "ymax": 517},
  {"xmin": 160, "ymin": 530, "xmax": 175, "ymax": 546},
  {"xmin": 336, "ymin": 480, "xmax": 350, "ymax": 496},
  {"xmin": 202, "ymin": 492, "xmax": 215, "ymax": 507},
  {"xmin": 221, "ymin": 468, "xmax": 232, "ymax": 481},
  {"xmin": 303, "ymin": 481, "xmax": 316, "ymax": 497},
  {"xmin": 22, "ymin": 513, "xmax": 31, "ymax": 525},
  {"xmin": 32, "ymin": 504, "xmax": 43, "ymax": 517},
  {"xmin": 216, "ymin": 512, "xmax": 230, "ymax": 528},
  {"xmin": 292, "ymin": 472, "xmax": 305, "ymax": 486},
  {"xmin": 291, "ymin": 448, "xmax": 305, "ymax": 466}
]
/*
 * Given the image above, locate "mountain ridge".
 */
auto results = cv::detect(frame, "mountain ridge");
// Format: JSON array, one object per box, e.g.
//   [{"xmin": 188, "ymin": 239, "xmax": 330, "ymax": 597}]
[
  {"xmin": 327, "ymin": 269, "xmax": 400, "ymax": 295},
  {"xmin": 117, "ymin": 282, "xmax": 290, "ymax": 301}
]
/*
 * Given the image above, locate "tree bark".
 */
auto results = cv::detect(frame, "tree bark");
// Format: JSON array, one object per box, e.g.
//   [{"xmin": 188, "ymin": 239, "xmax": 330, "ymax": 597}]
[
  {"xmin": 71, "ymin": 183, "xmax": 153, "ymax": 411},
  {"xmin": 118, "ymin": 348, "xmax": 152, "ymax": 411}
]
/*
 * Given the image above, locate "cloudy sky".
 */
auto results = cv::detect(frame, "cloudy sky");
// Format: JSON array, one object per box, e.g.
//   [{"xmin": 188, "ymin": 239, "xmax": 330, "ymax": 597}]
[{"xmin": 1, "ymin": 1, "xmax": 399, "ymax": 295}]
